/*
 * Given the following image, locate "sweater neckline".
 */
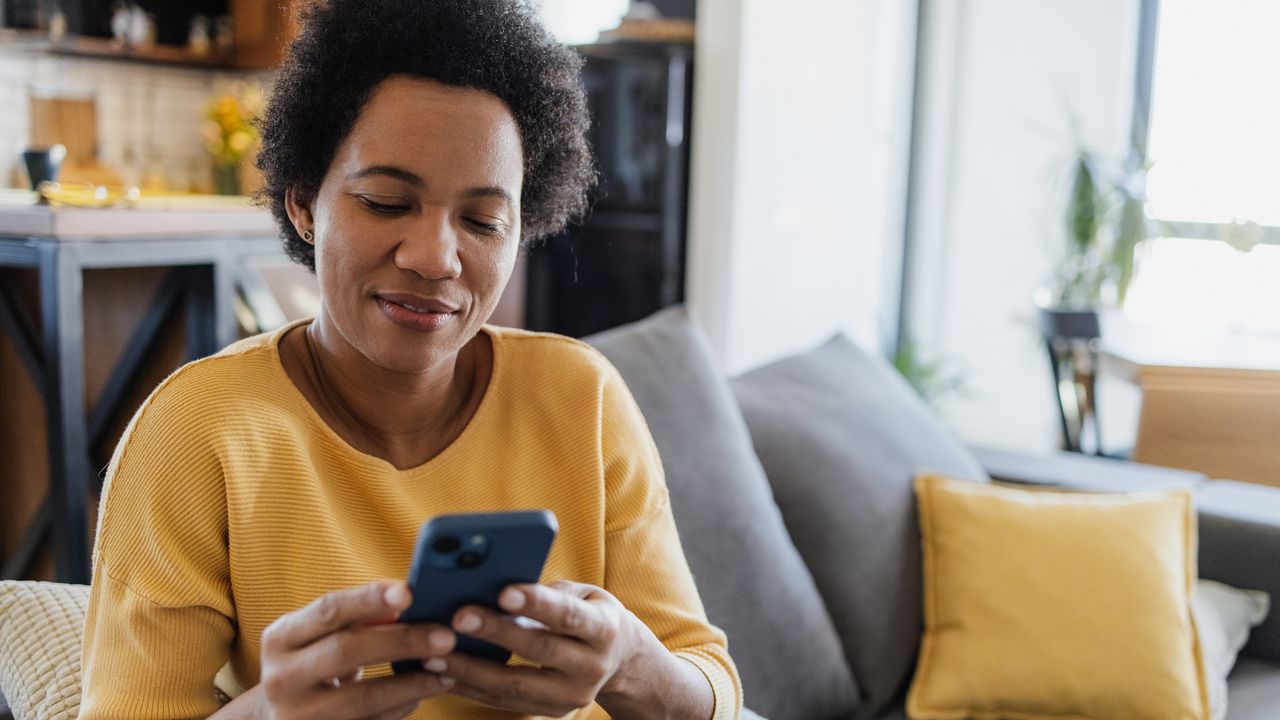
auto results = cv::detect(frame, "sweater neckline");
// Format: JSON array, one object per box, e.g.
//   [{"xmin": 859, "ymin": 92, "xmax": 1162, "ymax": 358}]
[{"xmin": 264, "ymin": 318, "xmax": 505, "ymax": 476}]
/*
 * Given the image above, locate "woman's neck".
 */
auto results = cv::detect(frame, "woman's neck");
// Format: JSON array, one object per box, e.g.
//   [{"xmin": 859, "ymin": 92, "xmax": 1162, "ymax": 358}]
[{"xmin": 281, "ymin": 314, "xmax": 491, "ymax": 470}]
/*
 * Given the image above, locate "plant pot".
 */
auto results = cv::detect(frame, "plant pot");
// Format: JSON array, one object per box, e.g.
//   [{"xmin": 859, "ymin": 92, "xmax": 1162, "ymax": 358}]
[
  {"xmin": 1035, "ymin": 301, "xmax": 1104, "ymax": 455},
  {"xmin": 1037, "ymin": 305, "xmax": 1100, "ymax": 341}
]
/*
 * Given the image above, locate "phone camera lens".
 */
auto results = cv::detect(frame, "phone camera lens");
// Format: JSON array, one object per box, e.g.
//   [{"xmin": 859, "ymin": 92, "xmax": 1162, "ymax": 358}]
[
  {"xmin": 456, "ymin": 551, "xmax": 483, "ymax": 568},
  {"xmin": 433, "ymin": 536, "xmax": 461, "ymax": 554}
]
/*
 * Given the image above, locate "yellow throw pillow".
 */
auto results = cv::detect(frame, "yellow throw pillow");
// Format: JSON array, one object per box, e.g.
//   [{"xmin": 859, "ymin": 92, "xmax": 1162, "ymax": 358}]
[{"xmin": 908, "ymin": 474, "xmax": 1208, "ymax": 720}]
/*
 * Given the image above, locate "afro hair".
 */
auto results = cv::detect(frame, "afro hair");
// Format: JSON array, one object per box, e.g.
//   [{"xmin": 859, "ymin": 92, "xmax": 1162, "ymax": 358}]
[{"xmin": 255, "ymin": 0, "xmax": 596, "ymax": 270}]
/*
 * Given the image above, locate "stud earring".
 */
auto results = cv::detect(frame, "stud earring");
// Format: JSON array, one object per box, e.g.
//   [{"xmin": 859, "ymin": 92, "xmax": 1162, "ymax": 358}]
[{"xmin": 301, "ymin": 229, "xmax": 314, "ymax": 242}]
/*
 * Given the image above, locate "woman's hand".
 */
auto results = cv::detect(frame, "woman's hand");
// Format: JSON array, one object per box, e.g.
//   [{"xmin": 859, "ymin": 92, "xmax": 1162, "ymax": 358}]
[
  {"xmin": 430, "ymin": 580, "xmax": 710, "ymax": 719},
  {"xmin": 250, "ymin": 580, "xmax": 458, "ymax": 720}
]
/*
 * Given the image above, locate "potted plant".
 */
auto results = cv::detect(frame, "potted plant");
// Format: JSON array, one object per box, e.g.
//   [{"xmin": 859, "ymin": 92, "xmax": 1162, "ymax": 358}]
[
  {"xmin": 203, "ymin": 82, "xmax": 263, "ymax": 196},
  {"xmin": 1036, "ymin": 146, "xmax": 1148, "ymax": 453},
  {"xmin": 1042, "ymin": 148, "xmax": 1148, "ymax": 312}
]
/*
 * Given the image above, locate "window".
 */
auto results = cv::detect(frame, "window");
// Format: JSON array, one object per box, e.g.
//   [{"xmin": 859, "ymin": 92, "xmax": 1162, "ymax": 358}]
[
  {"xmin": 536, "ymin": 0, "xmax": 628, "ymax": 46},
  {"xmin": 1123, "ymin": 0, "xmax": 1280, "ymax": 333}
]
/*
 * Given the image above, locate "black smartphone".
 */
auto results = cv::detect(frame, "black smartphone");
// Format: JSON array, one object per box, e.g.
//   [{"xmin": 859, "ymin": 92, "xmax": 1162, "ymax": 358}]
[{"xmin": 391, "ymin": 509, "xmax": 558, "ymax": 673}]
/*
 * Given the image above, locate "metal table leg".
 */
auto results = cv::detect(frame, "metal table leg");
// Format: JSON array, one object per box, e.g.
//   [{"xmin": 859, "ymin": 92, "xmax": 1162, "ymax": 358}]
[
  {"xmin": 3, "ymin": 235, "xmax": 282, "ymax": 582},
  {"xmin": 38, "ymin": 243, "xmax": 91, "ymax": 584},
  {"xmin": 213, "ymin": 252, "xmax": 239, "ymax": 350},
  {"xmin": 185, "ymin": 265, "xmax": 217, "ymax": 359}
]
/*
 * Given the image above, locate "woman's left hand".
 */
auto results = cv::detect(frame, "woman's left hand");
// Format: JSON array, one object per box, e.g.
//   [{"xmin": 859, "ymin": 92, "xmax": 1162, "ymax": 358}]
[{"xmin": 429, "ymin": 579, "xmax": 670, "ymax": 717}]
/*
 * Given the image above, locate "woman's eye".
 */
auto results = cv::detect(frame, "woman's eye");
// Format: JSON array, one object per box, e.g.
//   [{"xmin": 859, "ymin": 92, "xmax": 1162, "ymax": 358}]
[
  {"xmin": 357, "ymin": 196, "xmax": 410, "ymax": 215},
  {"xmin": 466, "ymin": 218, "xmax": 504, "ymax": 236}
]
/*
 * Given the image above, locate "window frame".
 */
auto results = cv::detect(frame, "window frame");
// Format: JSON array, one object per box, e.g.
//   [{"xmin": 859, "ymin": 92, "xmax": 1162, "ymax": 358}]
[{"xmin": 1135, "ymin": 0, "xmax": 1280, "ymax": 247}]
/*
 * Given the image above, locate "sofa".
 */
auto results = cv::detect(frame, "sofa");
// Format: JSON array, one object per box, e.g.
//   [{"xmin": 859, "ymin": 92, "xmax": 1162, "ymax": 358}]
[
  {"xmin": 583, "ymin": 307, "xmax": 1280, "ymax": 720},
  {"xmin": 2, "ymin": 305, "xmax": 1279, "ymax": 719}
]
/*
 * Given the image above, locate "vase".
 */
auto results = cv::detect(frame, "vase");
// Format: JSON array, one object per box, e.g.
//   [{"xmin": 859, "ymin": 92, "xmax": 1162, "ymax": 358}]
[{"xmin": 212, "ymin": 163, "xmax": 241, "ymax": 196}]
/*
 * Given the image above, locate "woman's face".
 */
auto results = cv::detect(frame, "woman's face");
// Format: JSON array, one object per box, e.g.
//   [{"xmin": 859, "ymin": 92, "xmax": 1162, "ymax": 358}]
[{"xmin": 289, "ymin": 75, "xmax": 524, "ymax": 374}]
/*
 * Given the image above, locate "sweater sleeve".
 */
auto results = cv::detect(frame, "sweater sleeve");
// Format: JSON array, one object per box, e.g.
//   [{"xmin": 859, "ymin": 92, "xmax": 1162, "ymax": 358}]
[
  {"xmin": 79, "ymin": 370, "xmax": 235, "ymax": 720},
  {"xmin": 593, "ymin": 367, "xmax": 743, "ymax": 720}
]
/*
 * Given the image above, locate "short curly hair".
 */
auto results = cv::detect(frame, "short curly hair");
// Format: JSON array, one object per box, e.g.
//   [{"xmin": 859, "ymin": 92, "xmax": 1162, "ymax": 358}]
[{"xmin": 255, "ymin": 0, "xmax": 595, "ymax": 270}]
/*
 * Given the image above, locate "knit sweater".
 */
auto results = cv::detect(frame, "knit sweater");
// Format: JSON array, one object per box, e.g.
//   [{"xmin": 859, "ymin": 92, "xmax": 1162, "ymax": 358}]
[{"xmin": 78, "ymin": 321, "xmax": 740, "ymax": 720}]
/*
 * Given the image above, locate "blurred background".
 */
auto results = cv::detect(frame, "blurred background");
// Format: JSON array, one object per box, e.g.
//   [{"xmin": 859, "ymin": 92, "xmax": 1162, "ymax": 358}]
[{"xmin": 2, "ymin": 0, "xmax": 1278, "ymax": 585}]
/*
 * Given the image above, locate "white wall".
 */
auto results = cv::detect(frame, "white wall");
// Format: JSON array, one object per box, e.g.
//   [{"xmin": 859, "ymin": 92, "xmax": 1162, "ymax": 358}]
[
  {"xmin": 905, "ymin": 0, "xmax": 1142, "ymax": 451},
  {"xmin": 688, "ymin": 0, "xmax": 917, "ymax": 374}
]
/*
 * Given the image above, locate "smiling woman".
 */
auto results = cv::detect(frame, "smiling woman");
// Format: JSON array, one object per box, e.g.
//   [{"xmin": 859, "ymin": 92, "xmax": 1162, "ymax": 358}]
[
  {"xmin": 75, "ymin": 2, "xmax": 741, "ymax": 719},
  {"xmin": 283, "ymin": 78, "xmax": 525, "ymax": 394}
]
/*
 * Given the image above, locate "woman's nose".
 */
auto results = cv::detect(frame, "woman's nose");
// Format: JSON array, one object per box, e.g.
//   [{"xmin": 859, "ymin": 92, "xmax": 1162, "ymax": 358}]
[{"xmin": 393, "ymin": 211, "xmax": 462, "ymax": 280}]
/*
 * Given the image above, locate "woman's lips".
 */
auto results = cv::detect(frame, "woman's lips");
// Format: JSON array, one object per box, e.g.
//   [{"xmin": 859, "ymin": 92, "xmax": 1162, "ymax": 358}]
[{"xmin": 375, "ymin": 295, "xmax": 457, "ymax": 332}]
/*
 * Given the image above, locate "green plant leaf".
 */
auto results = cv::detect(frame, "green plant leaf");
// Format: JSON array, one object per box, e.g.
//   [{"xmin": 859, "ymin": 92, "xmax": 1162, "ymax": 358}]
[
  {"xmin": 1068, "ymin": 153, "xmax": 1103, "ymax": 252},
  {"xmin": 894, "ymin": 338, "xmax": 967, "ymax": 410},
  {"xmin": 1112, "ymin": 193, "xmax": 1146, "ymax": 304}
]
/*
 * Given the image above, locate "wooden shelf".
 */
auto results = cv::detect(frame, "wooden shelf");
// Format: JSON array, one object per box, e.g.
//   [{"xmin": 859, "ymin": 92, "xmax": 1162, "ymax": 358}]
[
  {"xmin": 1, "ymin": 0, "xmax": 302, "ymax": 72},
  {"xmin": 50, "ymin": 36, "xmax": 236, "ymax": 69},
  {"xmin": 0, "ymin": 30, "xmax": 237, "ymax": 70}
]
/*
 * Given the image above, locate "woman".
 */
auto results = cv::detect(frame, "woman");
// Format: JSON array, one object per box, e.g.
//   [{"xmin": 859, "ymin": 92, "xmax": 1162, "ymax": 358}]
[{"xmin": 77, "ymin": 1, "xmax": 740, "ymax": 718}]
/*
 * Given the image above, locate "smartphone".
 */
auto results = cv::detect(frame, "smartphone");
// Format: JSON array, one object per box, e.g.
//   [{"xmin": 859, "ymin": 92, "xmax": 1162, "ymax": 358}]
[{"xmin": 391, "ymin": 509, "xmax": 558, "ymax": 673}]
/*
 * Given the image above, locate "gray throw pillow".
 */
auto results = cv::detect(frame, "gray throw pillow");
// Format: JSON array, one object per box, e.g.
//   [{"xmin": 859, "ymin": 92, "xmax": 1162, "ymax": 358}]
[
  {"xmin": 1194, "ymin": 579, "xmax": 1271, "ymax": 720},
  {"xmin": 732, "ymin": 334, "xmax": 988, "ymax": 719},
  {"xmin": 586, "ymin": 307, "xmax": 860, "ymax": 720}
]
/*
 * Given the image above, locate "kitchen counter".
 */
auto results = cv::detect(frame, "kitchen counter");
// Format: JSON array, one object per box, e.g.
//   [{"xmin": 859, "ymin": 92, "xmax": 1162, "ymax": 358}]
[
  {"xmin": 0, "ymin": 198, "xmax": 284, "ymax": 584},
  {"xmin": 0, "ymin": 198, "xmax": 277, "ymax": 240}
]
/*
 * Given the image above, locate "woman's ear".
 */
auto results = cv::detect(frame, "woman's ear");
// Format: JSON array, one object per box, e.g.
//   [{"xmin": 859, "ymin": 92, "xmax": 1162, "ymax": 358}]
[{"xmin": 284, "ymin": 185, "xmax": 315, "ymax": 244}]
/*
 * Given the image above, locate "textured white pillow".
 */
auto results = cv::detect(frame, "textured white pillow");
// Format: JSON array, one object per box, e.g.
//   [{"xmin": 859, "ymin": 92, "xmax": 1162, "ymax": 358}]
[
  {"xmin": 0, "ymin": 581, "xmax": 89, "ymax": 720},
  {"xmin": 1194, "ymin": 578, "xmax": 1271, "ymax": 720},
  {"xmin": 0, "ymin": 581, "xmax": 239, "ymax": 720}
]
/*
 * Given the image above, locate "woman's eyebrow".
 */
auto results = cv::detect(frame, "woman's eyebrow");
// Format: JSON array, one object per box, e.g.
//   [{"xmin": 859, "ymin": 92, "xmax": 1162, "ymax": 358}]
[
  {"xmin": 350, "ymin": 165, "xmax": 423, "ymax": 186},
  {"xmin": 462, "ymin": 186, "xmax": 515, "ymax": 207}
]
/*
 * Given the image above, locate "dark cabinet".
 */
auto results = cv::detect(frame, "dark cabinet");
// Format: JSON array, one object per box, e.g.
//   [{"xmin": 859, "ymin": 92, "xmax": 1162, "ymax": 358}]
[{"xmin": 525, "ymin": 40, "xmax": 693, "ymax": 338}]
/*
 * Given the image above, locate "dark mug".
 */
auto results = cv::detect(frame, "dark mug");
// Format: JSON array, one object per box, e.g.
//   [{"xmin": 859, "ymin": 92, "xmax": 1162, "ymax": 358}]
[{"xmin": 21, "ymin": 144, "xmax": 67, "ymax": 190}]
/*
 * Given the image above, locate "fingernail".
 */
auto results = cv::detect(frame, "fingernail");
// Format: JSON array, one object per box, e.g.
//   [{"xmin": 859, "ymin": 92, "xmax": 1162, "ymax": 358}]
[
  {"xmin": 429, "ymin": 629, "xmax": 453, "ymax": 650},
  {"xmin": 499, "ymin": 588, "xmax": 525, "ymax": 611},
  {"xmin": 424, "ymin": 658, "xmax": 447, "ymax": 673},
  {"xmin": 455, "ymin": 612, "xmax": 480, "ymax": 633},
  {"xmin": 384, "ymin": 583, "xmax": 409, "ymax": 607},
  {"xmin": 440, "ymin": 676, "xmax": 455, "ymax": 688}
]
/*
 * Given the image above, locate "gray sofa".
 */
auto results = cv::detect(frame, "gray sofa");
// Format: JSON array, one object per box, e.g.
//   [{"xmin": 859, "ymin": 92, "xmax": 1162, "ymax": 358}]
[
  {"xmin": 586, "ymin": 306, "xmax": 1280, "ymax": 720},
  {"xmin": 3, "ymin": 305, "xmax": 1277, "ymax": 720}
]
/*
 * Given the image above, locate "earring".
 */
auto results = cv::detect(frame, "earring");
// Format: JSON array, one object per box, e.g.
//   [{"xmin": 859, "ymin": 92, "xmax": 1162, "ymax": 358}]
[{"xmin": 301, "ymin": 229, "xmax": 314, "ymax": 242}]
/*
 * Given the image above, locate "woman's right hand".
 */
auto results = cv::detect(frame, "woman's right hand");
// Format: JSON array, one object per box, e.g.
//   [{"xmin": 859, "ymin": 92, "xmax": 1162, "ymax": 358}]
[{"xmin": 249, "ymin": 580, "xmax": 458, "ymax": 720}]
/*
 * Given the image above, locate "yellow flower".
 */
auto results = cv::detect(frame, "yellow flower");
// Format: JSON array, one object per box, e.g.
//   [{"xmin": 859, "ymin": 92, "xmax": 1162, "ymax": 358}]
[
  {"xmin": 204, "ymin": 84, "xmax": 262, "ymax": 165},
  {"xmin": 228, "ymin": 130, "xmax": 253, "ymax": 155}
]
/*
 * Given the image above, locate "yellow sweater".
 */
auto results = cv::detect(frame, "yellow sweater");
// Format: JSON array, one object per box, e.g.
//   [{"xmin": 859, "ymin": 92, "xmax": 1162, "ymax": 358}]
[{"xmin": 79, "ymin": 322, "xmax": 740, "ymax": 720}]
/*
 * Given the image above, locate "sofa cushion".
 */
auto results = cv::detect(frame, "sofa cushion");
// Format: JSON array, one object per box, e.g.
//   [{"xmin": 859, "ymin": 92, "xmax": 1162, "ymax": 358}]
[
  {"xmin": 0, "ymin": 581, "xmax": 88, "ymax": 720},
  {"xmin": 1196, "ymin": 580, "xmax": 1271, "ymax": 720},
  {"xmin": 1198, "ymin": 480, "xmax": 1280, "ymax": 664},
  {"xmin": 586, "ymin": 307, "xmax": 860, "ymax": 720},
  {"xmin": 0, "ymin": 581, "xmax": 241, "ymax": 720},
  {"xmin": 869, "ymin": 625, "xmax": 1280, "ymax": 720},
  {"xmin": 908, "ymin": 475, "xmax": 1207, "ymax": 720},
  {"xmin": 731, "ymin": 334, "xmax": 987, "ymax": 718},
  {"xmin": 1226, "ymin": 658, "xmax": 1280, "ymax": 720}
]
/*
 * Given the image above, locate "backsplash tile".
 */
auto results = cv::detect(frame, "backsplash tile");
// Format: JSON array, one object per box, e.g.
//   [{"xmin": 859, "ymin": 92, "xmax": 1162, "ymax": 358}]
[{"xmin": 0, "ymin": 45, "xmax": 269, "ymax": 190}]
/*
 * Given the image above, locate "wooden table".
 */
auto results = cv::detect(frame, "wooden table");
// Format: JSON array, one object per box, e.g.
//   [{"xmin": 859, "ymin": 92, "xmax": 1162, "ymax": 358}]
[
  {"xmin": 1101, "ymin": 323, "xmax": 1280, "ymax": 488},
  {"xmin": 0, "ymin": 203, "xmax": 282, "ymax": 583}
]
